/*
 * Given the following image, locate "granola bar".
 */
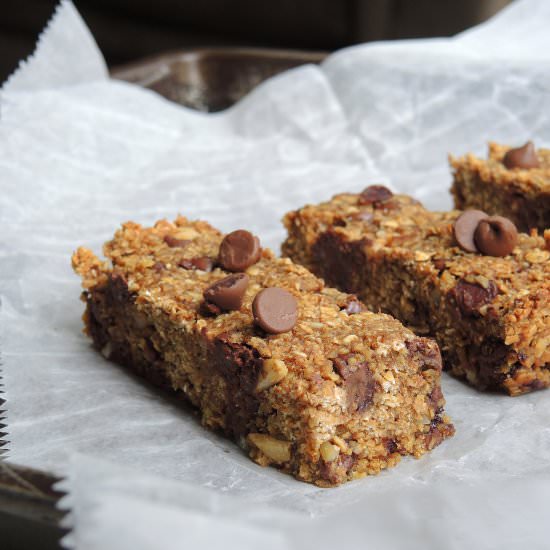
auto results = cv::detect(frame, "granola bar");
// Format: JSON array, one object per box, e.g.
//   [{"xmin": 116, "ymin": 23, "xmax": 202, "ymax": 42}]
[
  {"xmin": 282, "ymin": 186, "xmax": 550, "ymax": 396},
  {"xmin": 450, "ymin": 141, "xmax": 550, "ymax": 233},
  {"xmin": 72, "ymin": 216, "xmax": 453, "ymax": 486}
]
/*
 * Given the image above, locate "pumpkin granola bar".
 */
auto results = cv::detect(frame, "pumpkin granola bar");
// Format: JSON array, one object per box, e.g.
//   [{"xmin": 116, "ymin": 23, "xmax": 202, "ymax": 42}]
[
  {"xmin": 72, "ymin": 216, "xmax": 453, "ymax": 486},
  {"xmin": 282, "ymin": 187, "xmax": 550, "ymax": 396},
  {"xmin": 450, "ymin": 142, "xmax": 550, "ymax": 233}
]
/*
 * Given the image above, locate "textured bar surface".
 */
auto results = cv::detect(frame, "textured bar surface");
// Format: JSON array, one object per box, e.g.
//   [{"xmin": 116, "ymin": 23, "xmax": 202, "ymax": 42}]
[
  {"xmin": 72, "ymin": 216, "xmax": 453, "ymax": 486},
  {"xmin": 450, "ymin": 142, "xmax": 550, "ymax": 233},
  {"xmin": 283, "ymin": 192, "xmax": 550, "ymax": 395}
]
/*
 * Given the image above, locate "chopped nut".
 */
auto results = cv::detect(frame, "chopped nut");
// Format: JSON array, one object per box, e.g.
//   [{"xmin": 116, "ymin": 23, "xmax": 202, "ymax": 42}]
[
  {"xmin": 479, "ymin": 276, "xmax": 498, "ymax": 292},
  {"xmin": 174, "ymin": 227, "xmax": 199, "ymax": 240},
  {"xmin": 535, "ymin": 336, "xmax": 549, "ymax": 359},
  {"xmin": 391, "ymin": 340, "xmax": 406, "ymax": 352},
  {"xmin": 524, "ymin": 249, "xmax": 549, "ymax": 264},
  {"xmin": 320, "ymin": 441, "xmax": 340, "ymax": 462},
  {"xmin": 504, "ymin": 333, "xmax": 519, "ymax": 345},
  {"xmin": 256, "ymin": 358, "xmax": 288, "ymax": 391},
  {"xmin": 414, "ymin": 250, "xmax": 432, "ymax": 262},
  {"xmin": 195, "ymin": 319, "xmax": 207, "ymax": 331},
  {"xmin": 332, "ymin": 435, "xmax": 349, "ymax": 452},
  {"xmin": 382, "ymin": 370, "xmax": 395, "ymax": 384},
  {"xmin": 248, "ymin": 433, "xmax": 291, "ymax": 463},
  {"xmin": 382, "ymin": 220, "xmax": 399, "ymax": 228}
]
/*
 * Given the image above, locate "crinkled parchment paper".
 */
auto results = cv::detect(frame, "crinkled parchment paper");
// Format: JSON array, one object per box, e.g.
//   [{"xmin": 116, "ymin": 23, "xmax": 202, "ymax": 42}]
[{"xmin": 1, "ymin": 1, "xmax": 549, "ymax": 548}]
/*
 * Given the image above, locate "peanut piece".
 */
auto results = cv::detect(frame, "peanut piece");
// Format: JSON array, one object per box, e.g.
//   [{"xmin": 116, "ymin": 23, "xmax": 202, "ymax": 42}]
[
  {"xmin": 256, "ymin": 358, "xmax": 288, "ymax": 392},
  {"xmin": 248, "ymin": 433, "xmax": 291, "ymax": 463},
  {"xmin": 174, "ymin": 227, "xmax": 199, "ymax": 240},
  {"xmin": 320, "ymin": 441, "xmax": 340, "ymax": 462}
]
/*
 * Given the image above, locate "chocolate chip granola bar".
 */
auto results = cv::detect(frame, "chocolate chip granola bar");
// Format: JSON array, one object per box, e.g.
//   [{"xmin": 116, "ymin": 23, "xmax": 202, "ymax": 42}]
[
  {"xmin": 282, "ymin": 187, "xmax": 550, "ymax": 396},
  {"xmin": 450, "ymin": 142, "xmax": 550, "ymax": 233},
  {"xmin": 72, "ymin": 217, "xmax": 453, "ymax": 486}
]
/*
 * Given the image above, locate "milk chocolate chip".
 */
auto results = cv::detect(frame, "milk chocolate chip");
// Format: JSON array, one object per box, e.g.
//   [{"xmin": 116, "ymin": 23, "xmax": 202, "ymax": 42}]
[
  {"xmin": 358, "ymin": 185, "xmax": 393, "ymax": 206},
  {"xmin": 203, "ymin": 273, "xmax": 249, "ymax": 311},
  {"xmin": 503, "ymin": 141, "xmax": 540, "ymax": 169},
  {"xmin": 333, "ymin": 354, "xmax": 376, "ymax": 413},
  {"xmin": 474, "ymin": 216, "xmax": 518, "ymax": 257},
  {"xmin": 453, "ymin": 210, "xmax": 489, "ymax": 252},
  {"xmin": 453, "ymin": 279, "xmax": 498, "ymax": 317},
  {"xmin": 219, "ymin": 230, "xmax": 261, "ymax": 272},
  {"xmin": 252, "ymin": 288, "xmax": 298, "ymax": 334}
]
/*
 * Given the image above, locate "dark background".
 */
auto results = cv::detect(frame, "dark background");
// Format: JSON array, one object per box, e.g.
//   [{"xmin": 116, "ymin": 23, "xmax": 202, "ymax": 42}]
[{"xmin": 2, "ymin": 0, "xmax": 511, "ymax": 84}]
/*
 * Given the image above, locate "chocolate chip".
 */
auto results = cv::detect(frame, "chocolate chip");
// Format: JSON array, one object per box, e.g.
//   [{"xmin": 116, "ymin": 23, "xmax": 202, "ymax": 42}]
[
  {"xmin": 425, "ymin": 415, "xmax": 452, "ymax": 450},
  {"xmin": 319, "ymin": 452, "xmax": 357, "ymax": 484},
  {"xmin": 476, "ymin": 337, "xmax": 510, "ymax": 389},
  {"xmin": 527, "ymin": 379, "xmax": 547, "ymax": 391},
  {"xmin": 332, "ymin": 218, "xmax": 347, "ymax": 227},
  {"xmin": 252, "ymin": 288, "xmax": 298, "ymax": 334},
  {"xmin": 384, "ymin": 439, "xmax": 398, "ymax": 454},
  {"xmin": 346, "ymin": 370, "xmax": 375, "ymax": 412},
  {"xmin": 338, "ymin": 454, "xmax": 356, "ymax": 472},
  {"xmin": 333, "ymin": 354, "xmax": 376, "ymax": 413},
  {"xmin": 333, "ymin": 353, "xmax": 353, "ymax": 378},
  {"xmin": 203, "ymin": 273, "xmax": 249, "ymax": 312},
  {"xmin": 474, "ymin": 216, "xmax": 518, "ymax": 257},
  {"xmin": 109, "ymin": 274, "xmax": 132, "ymax": 303},
  {"xmin": 503, "ymin": 141, "xmax": 540, "ymax": 169},
  {"xmin": 406, "ymin": 338, "xmax": 442, "ymax": 372},
  {"xmin": 208, "ymin": 336, "xmax": 263, "ymax": 438},
  {"xmin": 428, "ymin": 385, "xmax": 444, "ymax": 409},
  {"xmin": 179, "ymin": 256, "xmax": 215, "ymax": 272},
  {"xmin": 153, "ymin": 261, "xmax": 165, "ymax": 272},
  {"xmin": 453, "ymin": 279, "xmax": 498, "ymax": 317},
  {"xmin": 218, "ymin": 230, "xmax": 261, "ymax": 272},
  {"xmin": 164, "ymin": 235, "xmax": 191, "ymax": 248},
  {"xmin": 358, "ymin": 185, "xmax": 393, "ymax": 205},
  {"xmin": 453, "ymin": 210, "xmax": 488, "ymax": 252}
]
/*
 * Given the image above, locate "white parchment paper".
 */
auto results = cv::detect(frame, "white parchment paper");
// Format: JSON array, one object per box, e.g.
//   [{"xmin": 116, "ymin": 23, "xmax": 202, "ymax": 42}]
[{"xmin": 1, "ymin": 1, "xmax": 550, "ymax": 548}]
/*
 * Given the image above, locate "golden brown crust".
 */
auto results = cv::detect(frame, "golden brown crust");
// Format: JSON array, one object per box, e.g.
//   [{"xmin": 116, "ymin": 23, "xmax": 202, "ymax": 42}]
[
  {"xmin": 282, "ymin": 192, "xmax": 550, "ymax": 396},
  {"xmin": 72, "ymin": 215, "xmax": 454, "ymax": 486}
]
